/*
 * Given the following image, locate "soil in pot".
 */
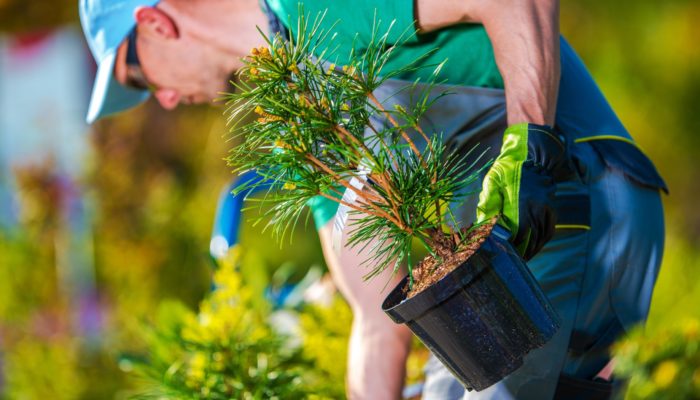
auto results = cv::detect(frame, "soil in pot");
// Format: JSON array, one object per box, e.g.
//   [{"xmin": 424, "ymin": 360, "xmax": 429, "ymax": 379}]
[{"xmin": 406, "ymin": 220, "xmax": 495, "ymax": 298}]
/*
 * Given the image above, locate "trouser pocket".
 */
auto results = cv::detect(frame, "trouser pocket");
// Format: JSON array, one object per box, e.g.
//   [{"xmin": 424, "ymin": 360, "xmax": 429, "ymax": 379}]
[{"xmin": 553, "ymin": 374, "xmax": 614, "ymax": 400}]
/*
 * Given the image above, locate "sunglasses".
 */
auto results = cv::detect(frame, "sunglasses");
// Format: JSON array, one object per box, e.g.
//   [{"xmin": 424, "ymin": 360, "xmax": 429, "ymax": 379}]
[{"xmin": 124, "ymin": 28, "xmax": 155, "ymax": 91}]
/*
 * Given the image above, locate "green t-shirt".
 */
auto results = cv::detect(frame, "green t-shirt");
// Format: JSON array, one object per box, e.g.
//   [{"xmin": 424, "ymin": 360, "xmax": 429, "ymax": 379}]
[{"xmin": 266, "ymin": 0, "xmax": 504, "ymax": 89}]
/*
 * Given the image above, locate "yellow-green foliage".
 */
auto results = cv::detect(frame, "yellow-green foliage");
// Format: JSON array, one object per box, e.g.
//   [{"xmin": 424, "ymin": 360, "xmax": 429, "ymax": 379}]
[
  {"xmin": 2, "ymin": 335, "xmax": 83, "ymax": 400},
  {"xmin": 647, "ymin": 234, "xmax": 700, "ymax": 329},
  {"xmin": 299, "ymin": 294, "xmax": 430, "ymax": 399},
  {"xmin": 614, "ymin": 234, "xmax": 700, "ymax": 399},
  {"xmin": 299, "ymin": 297, "xmax": 353, "ymax": 398},
  {"xmin": 131, "ymin": 249, "xmax": 429, "ymax": 400},
  {"xmin": 130, "ymin": 248, "xmax": 313, "ymax": 399},
  {"xmin": 614, "ymin": 319, "xmax": 700, "ymax": 399}
]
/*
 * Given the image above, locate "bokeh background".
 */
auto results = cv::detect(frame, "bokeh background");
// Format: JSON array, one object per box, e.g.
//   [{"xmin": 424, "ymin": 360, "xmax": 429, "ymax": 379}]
[{"xmin": 0, "ymin": 0, "xmax": 698, "ymax": 398}]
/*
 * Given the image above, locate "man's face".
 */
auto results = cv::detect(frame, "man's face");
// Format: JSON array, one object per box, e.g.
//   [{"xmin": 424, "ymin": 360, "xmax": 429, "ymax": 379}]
[{"xmin": 113, "ymin": 7, "xmax": 240, "ymax": 109}]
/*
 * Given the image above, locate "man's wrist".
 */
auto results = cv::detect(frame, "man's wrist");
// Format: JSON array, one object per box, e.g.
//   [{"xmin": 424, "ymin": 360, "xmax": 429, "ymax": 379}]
[
  {"xmin": 502, "ymin": 123, "xmax": 558, "ymax": 154},
  {"xmin": 506, "ymin": 101, "xmax": 556, "ymax": 126}
]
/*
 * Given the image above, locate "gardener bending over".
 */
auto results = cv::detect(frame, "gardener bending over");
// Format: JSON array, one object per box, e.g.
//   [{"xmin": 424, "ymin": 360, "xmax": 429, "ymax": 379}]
[{"xmin": 80, "ymin": 0, "xmax": 667, "ymax": 398}]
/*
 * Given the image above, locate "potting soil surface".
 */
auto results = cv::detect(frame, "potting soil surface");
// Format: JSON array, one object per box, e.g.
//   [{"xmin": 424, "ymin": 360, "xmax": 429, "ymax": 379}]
[{"xmin": 406, "ymin": 221, "xmax": 495, "ymax": 298}]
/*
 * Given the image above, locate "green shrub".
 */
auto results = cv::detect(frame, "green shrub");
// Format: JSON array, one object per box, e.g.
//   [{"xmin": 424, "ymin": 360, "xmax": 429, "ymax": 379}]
[
  {"xmin": 128, "ymin": 248, "xmax": 316, "ymax": 399},
  {"xmin": 614, "ymin": 319, "xmax": 700, "ymax": 399}
]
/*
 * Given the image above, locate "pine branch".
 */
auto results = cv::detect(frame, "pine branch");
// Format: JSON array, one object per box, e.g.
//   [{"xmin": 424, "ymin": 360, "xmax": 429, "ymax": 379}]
[{"xmin": 366, "ymin": 93, "xmax": 425, "ymax": 166}]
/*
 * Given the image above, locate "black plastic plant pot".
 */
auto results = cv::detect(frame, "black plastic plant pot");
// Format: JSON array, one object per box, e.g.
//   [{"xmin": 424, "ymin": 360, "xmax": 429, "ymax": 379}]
[{"xmin": 381, "ymin": 225, "xmax": 560, "ymax": 391}]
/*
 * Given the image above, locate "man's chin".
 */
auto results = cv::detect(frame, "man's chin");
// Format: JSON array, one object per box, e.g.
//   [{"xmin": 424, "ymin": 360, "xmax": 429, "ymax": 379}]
[
  {"xmin": 182, "ymin": 94, "xmax": 219, "ymax": 106},
  {"xmin": 194, "ymin": 76, "xmax": 236, "ymax": 106}
]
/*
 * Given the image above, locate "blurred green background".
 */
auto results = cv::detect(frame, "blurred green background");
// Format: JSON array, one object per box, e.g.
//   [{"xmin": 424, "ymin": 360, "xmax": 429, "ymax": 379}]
[{"xmin": 0, "ymin": 0, "xmax": 698, "ymax": 398}]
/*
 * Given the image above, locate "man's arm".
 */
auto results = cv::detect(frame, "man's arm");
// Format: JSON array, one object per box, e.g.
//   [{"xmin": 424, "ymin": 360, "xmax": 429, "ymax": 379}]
[{"xmin": 415, "ymin": 0, "xmax": 561, "ymax": 126}]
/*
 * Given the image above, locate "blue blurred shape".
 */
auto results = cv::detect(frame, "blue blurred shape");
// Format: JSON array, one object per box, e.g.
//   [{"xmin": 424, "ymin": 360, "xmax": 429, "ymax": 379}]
[{"xmin": 209, "ymin": 170, "xmax": 272, "ymax": 259}]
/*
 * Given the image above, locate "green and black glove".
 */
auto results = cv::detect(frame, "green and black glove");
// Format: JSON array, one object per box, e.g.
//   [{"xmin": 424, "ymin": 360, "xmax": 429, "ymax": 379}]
[{"xmin": 476, "ymin": 123, "xmax": 571, "ymax": 260}]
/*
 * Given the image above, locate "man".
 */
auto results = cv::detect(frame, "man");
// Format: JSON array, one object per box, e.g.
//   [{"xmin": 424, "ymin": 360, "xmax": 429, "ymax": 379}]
[{"xmin": 80, "ymin": 0, "xmax": 667, "ymax": 399}]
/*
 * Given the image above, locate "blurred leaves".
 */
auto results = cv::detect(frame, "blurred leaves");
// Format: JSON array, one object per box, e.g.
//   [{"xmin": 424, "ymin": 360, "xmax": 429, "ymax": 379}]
[
  {"xmin": 2, "ymin": 334, "xmax": 84, "ymax": 400},
  {"xmin": 614, "ymin": 319, "xmax": 700, "ymax": 399},
  {"xmin": 128, "ymin": 248, "xmax": 314, "ymax": 400},
  {"xmin": 0, "ymin": 0, "xmax": 77, "ymax": 33},
  {"xmin": 0, "ymin": 97, "xmax": 329, "ymax": 398},
  {"xmin": 647, "ymin": 232, "xmax": 700, "ymax": 329},
  {"xmin": 298, "ymin": 296, "xmax": 353, "ymax": 398}
]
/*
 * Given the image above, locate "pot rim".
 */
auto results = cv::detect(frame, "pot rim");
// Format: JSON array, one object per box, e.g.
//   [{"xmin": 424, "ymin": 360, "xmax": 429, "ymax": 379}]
[{"xmin": 382, "ymin": 225, "xmax": 512, "ymax": 323}]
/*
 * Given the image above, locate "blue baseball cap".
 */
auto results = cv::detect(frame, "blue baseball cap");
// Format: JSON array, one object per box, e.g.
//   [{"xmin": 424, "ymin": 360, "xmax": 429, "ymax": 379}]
[{"xmin": 79, "ymin": 0, "xmax": 160, "ymax": 123}]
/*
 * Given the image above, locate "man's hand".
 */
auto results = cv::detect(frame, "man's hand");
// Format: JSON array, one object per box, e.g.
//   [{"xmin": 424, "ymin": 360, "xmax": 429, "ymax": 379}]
[{"xmin": 476, "ymin": 123, "xmax": 568, "ymax": 260}]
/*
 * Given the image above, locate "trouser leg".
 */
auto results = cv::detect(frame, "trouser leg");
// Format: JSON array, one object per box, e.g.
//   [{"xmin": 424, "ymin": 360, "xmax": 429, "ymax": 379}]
[{"xmin": 553, "ymin": 143, "xmax": 664, "ymax": 399}]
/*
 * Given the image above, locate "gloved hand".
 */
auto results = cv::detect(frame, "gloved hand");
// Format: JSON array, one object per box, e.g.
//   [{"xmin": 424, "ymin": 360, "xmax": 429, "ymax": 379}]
[{"xmin": 476, "ymin": 123, "xmax": 570, "ymax": 260}]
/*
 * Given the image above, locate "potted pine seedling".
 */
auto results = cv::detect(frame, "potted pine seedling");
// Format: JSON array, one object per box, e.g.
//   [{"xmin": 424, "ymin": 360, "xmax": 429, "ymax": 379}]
[{"xmin": 224, "ymin": 14, "xmax": 559, "ymax": 391}]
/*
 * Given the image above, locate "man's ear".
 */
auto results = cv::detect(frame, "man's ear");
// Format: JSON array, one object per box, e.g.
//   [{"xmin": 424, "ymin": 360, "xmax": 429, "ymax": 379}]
[
  {"xmin": 134, "ymin": 6, "xmax": 179, "ymax": 39},
  {"xmin": 153, "ymin": 89, "xmax": 181, "ymax": 110}
]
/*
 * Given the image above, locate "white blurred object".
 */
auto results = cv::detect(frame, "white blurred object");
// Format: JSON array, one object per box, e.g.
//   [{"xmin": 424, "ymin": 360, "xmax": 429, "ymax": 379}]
[
  {"xmin": 0, "ymin": 27, "xmax": 90, "ymax": 177},
  {"xmin": 301, "ymin": 273, "xmax": 337, "ymax": 307},
  {"xmin": 209, "ymin": 235, "xmax": 230, "ymax": 260},
  {"xmin": 267, "ymin": 310, "xmax": 302, "ymax": 349},
  {"xmin": 402, "ymin": 382, "xmax": 424, "ymax": 399},
  {"xmin": 0, "ymin": 27, "xmax": 91, "ymax": 229},
  {"xmin": 332, "ymin": 164, "xmax": 370, "ymax": 253}
]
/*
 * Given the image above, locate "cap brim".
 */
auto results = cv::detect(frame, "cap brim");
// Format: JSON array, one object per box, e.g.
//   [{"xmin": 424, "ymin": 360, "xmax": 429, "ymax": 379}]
[{"xmin": 86, "ymin": 50, "xmax": 150, "ymax": 123}]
